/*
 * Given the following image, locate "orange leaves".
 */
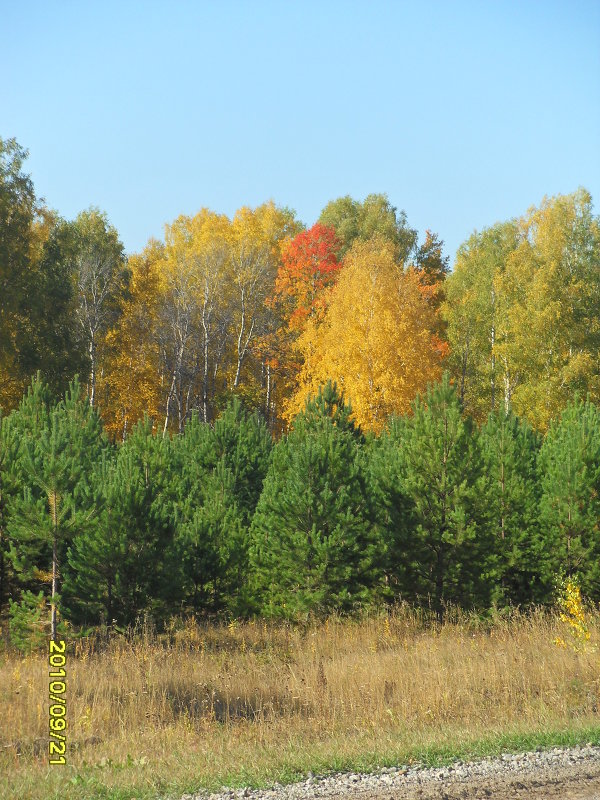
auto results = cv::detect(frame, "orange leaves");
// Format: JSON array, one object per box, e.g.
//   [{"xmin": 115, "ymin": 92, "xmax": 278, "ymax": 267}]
[{"xmin": 272, "ymin": 223, "xmax": 342, "ymax": 331}]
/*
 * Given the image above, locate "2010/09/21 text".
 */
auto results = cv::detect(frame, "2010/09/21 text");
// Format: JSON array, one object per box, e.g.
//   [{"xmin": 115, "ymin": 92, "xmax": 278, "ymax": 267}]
[{"xmin": 48, "ymin": 640, "xmax": 67, "ymax": 765}]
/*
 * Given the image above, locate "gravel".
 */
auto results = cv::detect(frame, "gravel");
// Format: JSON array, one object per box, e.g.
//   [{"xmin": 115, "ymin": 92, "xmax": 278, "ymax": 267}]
[{"xmin": 179, "ymin": 744, "xmax": 600, "ymax": 800}]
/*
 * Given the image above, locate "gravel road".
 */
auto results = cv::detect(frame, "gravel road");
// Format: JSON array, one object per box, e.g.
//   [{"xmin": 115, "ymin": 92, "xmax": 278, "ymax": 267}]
[{"xmin": 181, "ymin": 744, "xmax": 600, "ymax": 800}]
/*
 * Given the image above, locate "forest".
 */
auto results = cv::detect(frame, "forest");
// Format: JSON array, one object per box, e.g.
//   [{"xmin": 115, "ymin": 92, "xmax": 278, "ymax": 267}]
[{"xmin": 1, "ymin": 135, "xmax": 599, "ymax": 643}]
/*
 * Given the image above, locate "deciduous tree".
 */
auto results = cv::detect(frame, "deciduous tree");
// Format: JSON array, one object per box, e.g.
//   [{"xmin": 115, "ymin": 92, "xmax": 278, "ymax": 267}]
[{"xmin": 287, "ymin": 236, "xmax": 446, "ymax": 432}]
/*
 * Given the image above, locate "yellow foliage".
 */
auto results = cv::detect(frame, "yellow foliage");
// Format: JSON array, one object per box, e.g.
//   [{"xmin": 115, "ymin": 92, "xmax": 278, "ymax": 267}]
[
  {"xmin": 99, "ymin": 240, "xmax": 164, "ymax": 439},
  {"xmin": 286, "ymin": 236, "xmax": 446, "ymax": 432},
  {"xmin": 495, "ymin": 189, "xmax": 600, "ymax": 431},
  {"xmin": 554, "ymin": 578, "xmax": 597, "ymax": 653}
]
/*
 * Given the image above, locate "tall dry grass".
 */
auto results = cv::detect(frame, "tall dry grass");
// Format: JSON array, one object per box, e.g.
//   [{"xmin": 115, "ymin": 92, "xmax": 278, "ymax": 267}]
[{"xmin": 2, "ymin": 606, "xmax": 599, "ymax": 798}]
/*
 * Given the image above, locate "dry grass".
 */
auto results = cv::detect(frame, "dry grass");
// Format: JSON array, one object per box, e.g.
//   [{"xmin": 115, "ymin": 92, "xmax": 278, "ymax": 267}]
[{"xmin": 2, "ymin": 606, "xmax": 600, "ymax": 800}]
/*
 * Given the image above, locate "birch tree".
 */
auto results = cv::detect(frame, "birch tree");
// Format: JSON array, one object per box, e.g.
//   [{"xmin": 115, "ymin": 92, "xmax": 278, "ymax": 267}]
[{"xmin": 71, "ymin": 209, "xmax": 128, "ymax": 409}]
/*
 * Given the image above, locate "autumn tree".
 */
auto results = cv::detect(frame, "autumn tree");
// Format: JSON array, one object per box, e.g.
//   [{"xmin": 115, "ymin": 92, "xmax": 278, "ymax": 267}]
[
  {"xmin": 444, "ymin": 189, "xmax": 600, "ymax": 429},
  {"xmin": 287, "ymin": 236, "xmax": 446, "ymax": 432},
  {"xmin": 265, "ymin": 223, "xmax": 341, "ymax": 424},
  {"xmin": 156, "ymin": 203, "xmax": 298, "ymax": 433},
  {"xmin": 318, "ymin": 193, "xmax": 417, "ymax": 261},
  {"xmin": 157, "ymin": 210, "xmax": 232, "ymax": 433},
  {"xmin": 67, "ymin": 209, "xmax": 129, "ymax": 409},
  {"xmin": 98, "ymin": 239, "xmax": 164, "ymax": 439},
  {"xmin": 496, "ymin": 189, "xmax": 600, "ymax": 430},
  {"xmin": 227, "ymin": 201, "xmax": 301, "ymax": 411},
  {"xmin": 0, "ymin": 137, "xmax": 37, "ymax": 406},
  {"xmin": 443, "ymin": 221, "xmax": 521, "ymax": 421},
  {"xmin": 413, "ymin": 229, "xmax": 451, "ymax": 326},
  {"xmin": 0, "ymin": 138, "xmax": 84, "ymax": 407}
]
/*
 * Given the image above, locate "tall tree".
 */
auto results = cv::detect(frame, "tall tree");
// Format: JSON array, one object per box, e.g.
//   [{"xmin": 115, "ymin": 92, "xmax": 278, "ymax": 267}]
[
  {"xmin": 318, "ymin": 193, "xmax": 417, "ymax": 261},
  {"xmin": 287, "ymin": 236, "xmax": 446, "ymax": 432},
  {"xmin": 0, "ymin": 137, "xmax": 36, "ymax": 399},
  {"xmin": 265, "ymin": 223, "xmax": 341, "ymax": 426},
  {"xmin": 158, "ymin": 210, "xmax": 231, "ymax": 432},
  {"xmin": 444, "ymin": 189, "xmax": 600, "ymax": 430},
  {"xmin": 400, "ymin": 374, "xmax": 497, "ymax": 619},
  {"xmin": 413, "ymin": 229, "xmax": 451, "ymax": 316},
  {"xmin": 227, "ymin": 201, "xmax": 300, "ymax": 403},
  {"xmin": 69, "ymin": 208, "xmax": 129, "ymax": 409},
  {"xmin": 443, "ymin": 221, "xmax": 521, "ymax": 421},
  {"xmin": 496, "ymin": 189, "xmax": 600, "ymax": 430},
  {"xmin": 99, "ymin": 239, "xmax": 164, "ymax": 439},
  {"xmin": 8, "ymin": 379, "xmax": 105, "ymax": 638},
  {"xmin": 250, "ymin": 382, "xmax": 381, "ymax": 618},
  {"xmin": 0, "ymin": 138, "xmax": 70, "ymax": 407}
]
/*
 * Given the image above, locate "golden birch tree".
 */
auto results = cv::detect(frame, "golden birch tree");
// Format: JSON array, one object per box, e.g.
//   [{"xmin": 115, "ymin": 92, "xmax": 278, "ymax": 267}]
[{"xmin": 286, "ymin": 236, "xmax": 446, "ymax": 432}]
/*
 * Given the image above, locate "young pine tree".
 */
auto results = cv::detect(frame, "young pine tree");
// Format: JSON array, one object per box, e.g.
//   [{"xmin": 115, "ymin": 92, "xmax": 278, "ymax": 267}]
[
  {"xmin": 8, "ymin": 378, "xmax": 105, "ymax": 639},
  {"xmin": 174, "ymin": 461, "xmax": 246, "ymax": 616},
  {"xmin": 249, "ymin": 382, "xmax": 382, "ymax": 619},
  {"xmin": 480, "ymin": 411, "xmax": 546, "ymax": 605},
  {"xmin": 0, "ymin": 410, "xmax": 21, "ymax": 615},
  {"xmin": 401, "ymin": 374, "xmax": 497, "ymax": 619},
  {"xmin": 539, "ymin": 397, "xmax": 600, "ymax": 600},
  {"xmin": 366, "ymin": 415, "xmax": 417, "ymax": 601},
  {"xmin": 64, "ymin": 419, "xmax": 177, "ymax": 626}
]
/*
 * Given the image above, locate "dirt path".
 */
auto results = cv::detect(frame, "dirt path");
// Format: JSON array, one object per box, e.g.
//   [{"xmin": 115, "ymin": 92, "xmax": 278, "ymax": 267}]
[
  {"xmin": 185, "ymin": 746, "xmax": 600, "ymax": 800},
  {"xmin": 335, "ymin": 759, "xmax": 600, "ymax": 799}
]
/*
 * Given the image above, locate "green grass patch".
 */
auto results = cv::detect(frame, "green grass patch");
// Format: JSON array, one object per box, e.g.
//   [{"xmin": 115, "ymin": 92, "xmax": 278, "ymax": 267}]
[{"xmin": 4, "ymin": 723, "xmax": 600, "ymax": 800}]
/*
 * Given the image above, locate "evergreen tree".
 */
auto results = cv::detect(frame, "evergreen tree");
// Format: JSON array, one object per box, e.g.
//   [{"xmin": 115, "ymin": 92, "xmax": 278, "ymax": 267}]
[
  {"xmin": 539, "ymin": 397, "xmax": 600, "ymax": 599},
  {"xmin": 366, "ymin": 415, "xmax": 418, "ymax": 601},
  {"xmin": 480, "ymin": 411, "xmax": 546, "ymax": 605},
  {"xmin": 176, "ymin": 398, "xmax": 272, "ymax": 525},
  {"xmin": 7, "ymin": 378, "xmax": 105, "ymax": 638},
  {"xmin": 0, "ymin": 410, "xmax": 21, "ymax": 614},
  {"xmin": 400, "ymin": 374, "xmax": 497, "ymax": 619},
  {"xmin": 174, "ymin": 461, "xmax": 246, "ymax": 616},
  {"xmin": 249, "ymin": 382, "xmax": 381, "ymax": 618},
  {"xmin": 64, "ymin": 418, "xmax": 177, "ymax": 626}
]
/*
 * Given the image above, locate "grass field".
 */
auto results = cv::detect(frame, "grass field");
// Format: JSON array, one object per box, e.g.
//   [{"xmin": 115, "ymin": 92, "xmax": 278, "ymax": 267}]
[{"xmin": 2, "ymin": 606, "xmax": 600, "ymax": 800}]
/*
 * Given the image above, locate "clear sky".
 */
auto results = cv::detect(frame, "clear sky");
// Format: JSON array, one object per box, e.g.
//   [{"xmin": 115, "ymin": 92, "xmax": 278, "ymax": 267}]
[{"xmin": 3, "ymin": 0, "xmax": 599, "ymax": 263}]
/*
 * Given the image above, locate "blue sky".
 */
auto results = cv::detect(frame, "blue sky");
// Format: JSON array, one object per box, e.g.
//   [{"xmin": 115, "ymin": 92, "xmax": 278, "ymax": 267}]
[{"xmin": 3, "ymin": 1, "xmax": 599, "ymax": 262}]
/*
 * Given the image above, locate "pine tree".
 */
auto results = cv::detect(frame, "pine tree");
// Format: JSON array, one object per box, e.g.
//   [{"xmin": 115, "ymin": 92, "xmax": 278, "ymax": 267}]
[
  {"xmin": 176, "ymin": 398, "xmax": 272, "ymax": 526},
  {"xmin": 63, "ymin": 418, "xmax": 177, "ymax": 626},
  {"xmin": 8, "ymin": 378, "xmax": 105, "ymax": 638},
  {"xmin": 366, "ymin": 415, "xmax": 418, "ymax": 602},
  {"xmin": 400, "ymin": 374, "xmax": 497, "ymax": 619},
  {"xmin": 539, "ymin": 397, "xmax": 600, "ymax": 599},
  {"xmin": 174, "ymin": 461, "xmax": 246, "ymax": 616},
  {"xmin": 480, "ymin": 411, "xmax": 546, "ymax": 605},
  {"xmin": 0, "ymin": 410, "xmax": 21, "ymax": 614},
  {"xmin": 249, "ymin": 383, "xmax": 382, "ymax": 618}
]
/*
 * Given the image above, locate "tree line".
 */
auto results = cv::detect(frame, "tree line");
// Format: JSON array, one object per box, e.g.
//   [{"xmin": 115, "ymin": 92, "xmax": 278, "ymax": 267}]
[
  {"xmin": 4, "ymin": 136, "xmax": 598, "ymax": 439},
  {"xmin": 1, "ymin": 375, "xmax": 599, "ymax": 638},
  {"xmin": 1, "ymin": 135, "xmax": 599, "ymax": 638}
]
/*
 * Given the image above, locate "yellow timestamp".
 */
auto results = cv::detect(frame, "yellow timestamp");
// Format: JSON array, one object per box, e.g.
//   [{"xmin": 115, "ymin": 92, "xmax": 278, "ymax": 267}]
[{"xmin": 48, "ymin": 640, "xmax": 67, "ymax": 765}]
